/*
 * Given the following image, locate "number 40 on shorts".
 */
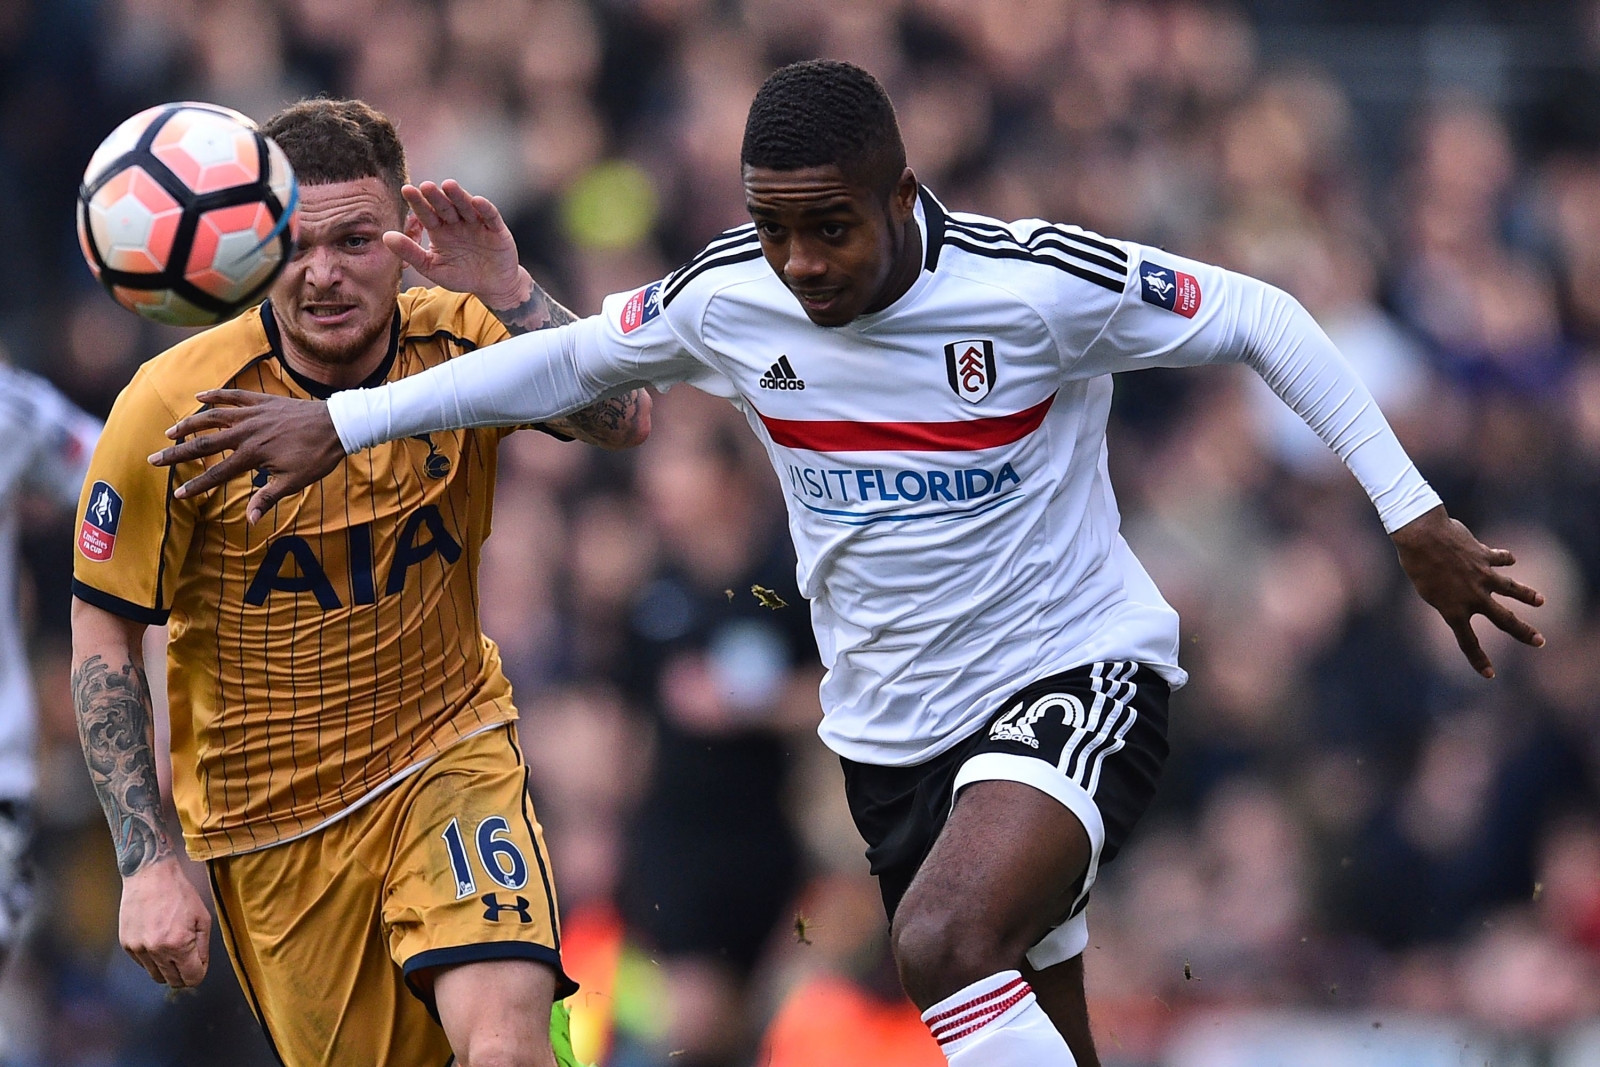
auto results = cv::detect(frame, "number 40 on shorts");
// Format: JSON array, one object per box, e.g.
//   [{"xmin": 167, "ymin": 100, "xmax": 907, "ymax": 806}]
[{"xmin": 441, "ymin": 816, "xmax": 530, "ymax": 898}]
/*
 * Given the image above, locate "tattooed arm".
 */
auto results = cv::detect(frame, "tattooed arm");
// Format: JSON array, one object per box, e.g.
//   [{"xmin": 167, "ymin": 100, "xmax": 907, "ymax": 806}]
[
  {"xmin": 72, "ymin": 649, "xmax": 168, "ymax": 876},
  {"xmin": 71, "ymin": 598, "xmax": 210, "ymax": 987},
  {"xmin": 376, "ymin": 180, "xmax": 652, "ymax": 450},
  {"xmin": 486, "ymin": 272, "xmax": 653, "ymax": 450}
]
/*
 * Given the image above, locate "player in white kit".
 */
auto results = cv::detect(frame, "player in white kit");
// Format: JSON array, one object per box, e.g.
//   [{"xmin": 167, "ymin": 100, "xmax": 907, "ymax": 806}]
[
  {"xmin": 0, "ymin": 363, "xmax": 100, "ymax": 961},
  {"xmin": 151, "ymin": 63, "xmax": 1546, "ymax": 1067}
]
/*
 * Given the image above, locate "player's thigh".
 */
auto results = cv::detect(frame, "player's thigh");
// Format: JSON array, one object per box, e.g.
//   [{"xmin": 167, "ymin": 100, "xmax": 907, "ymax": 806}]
[
  {"xmin": 894, "ymin": 778, "xmax": 1092, "ymax": 988},
  {"xmin": 893, "ymin": 662, "xmax": 1170, "ymax": 1005},
  {"xmin": 211, "ymin": 833, "xmax": 453, "ymax": 1067},
  {"xmin": 384, "ymin": 726, "xmax": 575, "ymax": 1009},
  {"xmin": 432, "ymin": 957, "xmax": 558, "ymax": 1067}
]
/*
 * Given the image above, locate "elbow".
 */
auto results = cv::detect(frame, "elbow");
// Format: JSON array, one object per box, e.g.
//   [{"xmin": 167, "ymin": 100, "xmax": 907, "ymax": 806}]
[{"xmin": 598, "ymin": 390, "xmax": 653, "ymax": 451}]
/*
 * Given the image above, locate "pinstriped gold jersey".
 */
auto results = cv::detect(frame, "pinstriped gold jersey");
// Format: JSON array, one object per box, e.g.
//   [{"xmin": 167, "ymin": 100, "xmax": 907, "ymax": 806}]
[{"xmin": 73, "ymin": 288, "xmax": 527, "ymax": 859}]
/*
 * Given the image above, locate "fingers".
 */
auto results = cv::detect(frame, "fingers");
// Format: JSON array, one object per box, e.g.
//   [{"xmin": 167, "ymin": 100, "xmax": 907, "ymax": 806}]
[
  {"xmin": 407, "ymin": 180, "xmax": 495, "ymax": 230},
  {"xmin": 125, "ymin": 924, "xmax": 209, "ymax": 989},
  {"xmin": 155, "ymin": 955, "xmax": 189, "ymax": 988},
  {"xmin": 160, "ymin": 395, "xmax": 256, "ymax": 439},
  {"xmin": 163, "ymin": 407, "xmax": 246, "ymax": 440},
  {"xmin": 247, "ymin": 475, "xmax": 301, "ymax": 525},
  {"xmin": 1483, "ymin": 599, "xmax": 1545, "ymax": 648},
  {"xmin": 382, "ymin": 230, "xmax": 431, "ymax": 269},
  {"xmin": 1449, "ymin": 616, "xmax": 1494, "ymax": 678},
  {"xmin": 470, "ymin": 193, "xmax": 505, "ymax": 232},
  {"xmin": 419, "ymin": 181, "xmax": 462, "ymax": 225},
  {"xmin": 403, "ymin": 183, "xmax": 442, "ymax": 230},
  {"xmin": 174, "ymin": 448, "xmax": 256, "ymax": 500},
  {"xmin": 1485, "ymin": 547, "xmax": 1516, "ymax": 567},
  {"xmin": 1491, "ymin": 572, "xmax": 1546, "ymax": 607},
  {"xmin": 127, "ymin": 945, "xmax": 166, "ymax": 984},
  {"xmin": 174, "ymin": 917, "xmax": 211, "ymax": 987},
  {"xmin": 149, "ymin": 428, "xmax": 239, "ymax": 468},
  {"xmin": 440, "ymin": 179, "xmax": 480, "ymax": 223}
]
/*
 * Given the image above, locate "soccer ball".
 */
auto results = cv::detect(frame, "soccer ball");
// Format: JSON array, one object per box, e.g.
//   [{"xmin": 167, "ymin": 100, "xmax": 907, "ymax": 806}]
[{"xmin": 77, "ymin": 102, "xmax": 299, "ymax": 327}]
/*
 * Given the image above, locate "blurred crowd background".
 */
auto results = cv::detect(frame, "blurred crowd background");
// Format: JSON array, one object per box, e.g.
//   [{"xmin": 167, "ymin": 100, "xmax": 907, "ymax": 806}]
[{"xmin": 5, "ymin": 0, "xmax": 1600, "ymax": 1064}]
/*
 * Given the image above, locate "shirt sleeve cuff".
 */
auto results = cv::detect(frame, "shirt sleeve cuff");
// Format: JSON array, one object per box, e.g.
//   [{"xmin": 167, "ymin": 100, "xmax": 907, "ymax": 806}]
[
  {"xmin": 72, "ymin": 580, "xmax": 170, "ymax": 625},
  {"xmin": 1377, "ymin": 481, "xmax": 1444, "ymax": 535},
  {"xmin": 324, "ymin": 391, "xmax": 370, "ymax": 454}
]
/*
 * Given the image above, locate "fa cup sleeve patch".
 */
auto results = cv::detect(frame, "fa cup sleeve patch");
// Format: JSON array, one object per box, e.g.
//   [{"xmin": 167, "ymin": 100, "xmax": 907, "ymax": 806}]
[
  {"xmin": 1139, "ymin": 262, "xmax": 1202, "ymax": 318},
  {"xmin": 79, "ymin": 481, "xmax": 123, "ymax": 562},
  {"xmin": 620, "ymin": 280, "xmax": 663, "ymax": 334}
]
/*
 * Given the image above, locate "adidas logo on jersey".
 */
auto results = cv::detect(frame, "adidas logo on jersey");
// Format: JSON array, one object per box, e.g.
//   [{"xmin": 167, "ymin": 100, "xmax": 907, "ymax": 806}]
[{"xmin": 760, "ymin": 355, "xmax": 805, "ymax": 390}]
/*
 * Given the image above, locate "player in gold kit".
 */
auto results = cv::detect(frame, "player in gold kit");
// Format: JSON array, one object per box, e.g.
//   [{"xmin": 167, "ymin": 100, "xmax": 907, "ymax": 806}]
[{"xmin": 69, "ymin": 99, "xmax": 645, "ymax": 1067}]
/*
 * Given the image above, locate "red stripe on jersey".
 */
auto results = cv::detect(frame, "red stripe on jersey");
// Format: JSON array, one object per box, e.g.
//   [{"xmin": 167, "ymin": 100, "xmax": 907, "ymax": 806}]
[{"xmin": 757, "ymin": 393, "xmax": 1056, "ymax": 452}]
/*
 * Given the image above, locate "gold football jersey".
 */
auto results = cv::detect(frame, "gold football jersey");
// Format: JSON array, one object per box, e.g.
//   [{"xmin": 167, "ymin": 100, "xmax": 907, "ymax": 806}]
[{"xmin": 74, "ymin": 289, "xmax": 530, "ymax": 859}]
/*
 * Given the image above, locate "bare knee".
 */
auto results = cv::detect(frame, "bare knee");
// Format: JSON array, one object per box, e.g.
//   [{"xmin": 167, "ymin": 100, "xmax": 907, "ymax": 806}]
[
  {"xmin": 892, "ymin": 894, "xmax": 1025, "ymax": 1010},
  {"xmin": 455, "ymin": 1035, "xmax": 554, "ymax": 1067},
  {"xmin": 433, "ymin": 958, "xmax": 558, "ymax": 1067}
]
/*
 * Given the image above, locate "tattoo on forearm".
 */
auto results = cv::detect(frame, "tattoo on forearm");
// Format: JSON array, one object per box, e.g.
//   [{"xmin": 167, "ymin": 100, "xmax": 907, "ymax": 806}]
[
  {"xmin": 491, "ymin": 281, "xmax": 578, "ymax": 336},
  {"xmin": 72, "ymin": 655, "xmax": 172, "ymax": 877},
  {"xmin": 490, "ymin": 280, "xmax": 644, "ymax": 445},
  {"xmin": 549, "ymin": 390, "xmax": 645, "ymax": 447}
]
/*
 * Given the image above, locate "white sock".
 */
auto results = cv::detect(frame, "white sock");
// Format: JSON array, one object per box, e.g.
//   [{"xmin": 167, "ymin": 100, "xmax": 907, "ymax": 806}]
[{"xmin": 920, "ymin": 970, "xmax": 1078, "ymax": 1065}]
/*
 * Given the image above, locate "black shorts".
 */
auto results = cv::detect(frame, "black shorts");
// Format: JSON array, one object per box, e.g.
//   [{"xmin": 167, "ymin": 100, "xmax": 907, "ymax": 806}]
[{"xmin": 841, "ymin": 661, "xmax": 1169, "ymax": 968}]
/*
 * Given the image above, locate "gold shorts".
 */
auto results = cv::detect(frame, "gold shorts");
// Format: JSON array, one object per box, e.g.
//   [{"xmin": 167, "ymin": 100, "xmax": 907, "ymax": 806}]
[{"xmin": 207, "ymin": 724, "xmax": 572, "ymax": 1067}]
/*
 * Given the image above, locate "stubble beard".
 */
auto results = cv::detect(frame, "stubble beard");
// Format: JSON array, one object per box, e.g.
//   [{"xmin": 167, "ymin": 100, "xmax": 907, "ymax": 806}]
[{"xmin": 278, "ymin": 305, "xmax": 394, "ymax": 370}]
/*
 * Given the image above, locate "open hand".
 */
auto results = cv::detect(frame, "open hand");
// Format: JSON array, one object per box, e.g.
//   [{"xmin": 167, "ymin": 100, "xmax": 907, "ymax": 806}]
[
  {"xmin": 382, "ymin": 180, "xmax": 531, "ymax": 310},
  {"xmin": 121, "ymin": 855, "xmax": 211, "ymax": 988},
  {"xmin": 147, "ymin": 390, "xmax": 346, "ymax": 524},
  {"xmin": 1392, "ymin": 505, "xmax": 1545, "ymax": 678}
]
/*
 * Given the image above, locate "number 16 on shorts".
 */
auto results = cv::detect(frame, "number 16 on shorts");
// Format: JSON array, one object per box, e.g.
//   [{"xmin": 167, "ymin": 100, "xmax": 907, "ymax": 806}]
[{"xmin": 441, "ymin": 816, "xmax": 530, "ymax": 898}]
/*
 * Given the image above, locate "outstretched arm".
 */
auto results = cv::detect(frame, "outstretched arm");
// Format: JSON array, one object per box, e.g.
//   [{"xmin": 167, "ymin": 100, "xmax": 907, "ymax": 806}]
[
  {"xmin": 1079, "ymin": 258, "xmax": 1545, "ymax": 676},
  {"xmin": 383, "ymin": 180, "xmax": 650, "ymax": 451},
  {"xmin": 71, "ymin": 598, "xmax": 210, "ymax": 987},
  {"xmin": 148, "ymin": 310, "xmax": 668, "ymax": 522},
  {"xmin": 1219, "ymin": 282, "xmax": 1544, "ymax": 675}
]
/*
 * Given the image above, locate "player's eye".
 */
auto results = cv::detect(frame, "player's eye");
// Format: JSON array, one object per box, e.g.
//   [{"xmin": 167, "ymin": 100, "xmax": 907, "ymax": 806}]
[
  {"xmin": 819, "ymin": 222, "xmax": 848, "ymax": 240},
  {"xmin": 757, "ymin": 222, "xmax": 787, "ymax": 240},
  {"xmin": 344, "ymin": 235, "xmax": 370, "ymax": 249}
]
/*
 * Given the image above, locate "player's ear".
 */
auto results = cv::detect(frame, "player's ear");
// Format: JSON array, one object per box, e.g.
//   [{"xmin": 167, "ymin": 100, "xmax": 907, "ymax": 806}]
[
  {"xmin": 891, "ymin": 168, "xmax": 918, "ymax": 222},
  {"xmin": 403, "ymin": 208, "xmax": 424, "ymax": 243}
]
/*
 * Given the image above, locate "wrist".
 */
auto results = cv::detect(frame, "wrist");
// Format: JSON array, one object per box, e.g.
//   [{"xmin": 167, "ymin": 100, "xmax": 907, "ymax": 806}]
[
  {"xmin": 1391, "ymin": 503, "xmax": 1447, "ymax": 547},
  {"xmin": 480, "ymin": 266, "xmax": 533, "ymax": 312},
  {"xmin": 121, "ymin": 847, "xmax": 179, "ymax": 884}
]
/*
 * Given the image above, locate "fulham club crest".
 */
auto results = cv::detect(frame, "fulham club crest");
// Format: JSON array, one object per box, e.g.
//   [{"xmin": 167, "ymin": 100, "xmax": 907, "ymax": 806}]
[{"xmin": 944, "ymin": 339, "xmax": 996, "ymax": 403}]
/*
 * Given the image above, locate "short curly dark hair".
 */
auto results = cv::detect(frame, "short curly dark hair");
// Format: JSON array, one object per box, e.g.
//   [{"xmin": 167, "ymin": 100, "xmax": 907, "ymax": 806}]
[
  {"xmin": 740, "ymin": 60, "xmax": 906, "ymax": 197},
  {"xmin": 262, "ymin": 98, "xmax": 408, "ymax": 213}
]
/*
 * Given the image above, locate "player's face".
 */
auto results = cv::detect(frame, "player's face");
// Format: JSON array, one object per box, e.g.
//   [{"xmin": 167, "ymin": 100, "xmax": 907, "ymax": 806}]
[
  {"xmin": 270, "ymin": 177, "xmax": 418, "ymax": 368},
  {"xmin": 744, "ymin": 164, "xmax": 920, "ymax": 327}
]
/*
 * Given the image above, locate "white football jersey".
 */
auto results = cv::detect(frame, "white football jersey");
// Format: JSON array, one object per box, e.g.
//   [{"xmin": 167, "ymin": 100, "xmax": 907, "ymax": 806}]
[
  {"xmin": 595, "ymin": 194, "xmax": 1202, "ymax": 763},
  {"xmin": 0, "ymin": 366, "xmax": 100, "ymax": 798},
  {"xmin": 331, "ymin": 191, "xmax": 1439, "ymax": 766}
]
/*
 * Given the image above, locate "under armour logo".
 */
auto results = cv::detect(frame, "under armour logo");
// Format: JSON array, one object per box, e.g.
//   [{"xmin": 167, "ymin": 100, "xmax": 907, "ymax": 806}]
[{"xmin": 481, "ymin": 893, "xmax": 533, "ymax": 924}]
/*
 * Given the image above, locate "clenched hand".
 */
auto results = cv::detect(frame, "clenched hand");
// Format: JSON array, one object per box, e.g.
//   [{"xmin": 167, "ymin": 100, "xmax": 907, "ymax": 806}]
[
  {"xmin": 1392, "ymin": 504, "xmax": 1546, "ymax": 678},
  {"xmin": 148, "ymin": 390, "xmax": 346, "ymax": 523},
  {"xmin": 121, "ymin": 855, "xmax": 210, "ymax": 988}
]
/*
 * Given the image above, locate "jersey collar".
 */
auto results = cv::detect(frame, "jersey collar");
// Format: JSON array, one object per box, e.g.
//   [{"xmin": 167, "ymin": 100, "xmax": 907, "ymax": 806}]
[
  {"xmin": 847, "ymin": 189, "xmax": 942, "ymax": 332},
  {"xmin": 259, "ymin": 301, "xmax": 402, "ymax": 400},
  {"xmin": 919, "ymin": 186, "xmax": 947, "ymax": 272}
]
